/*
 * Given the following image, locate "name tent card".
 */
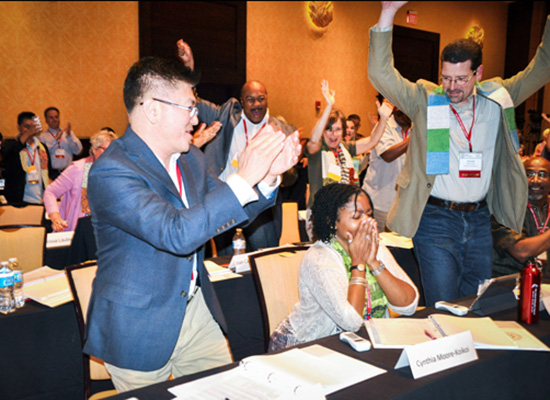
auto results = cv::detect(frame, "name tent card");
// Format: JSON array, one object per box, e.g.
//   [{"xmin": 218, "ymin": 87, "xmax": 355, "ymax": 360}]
[
  {"xmin": 395, "ymin": 331, "xmax": 478, "ymax": 379},
  {"xmin": 46, "ymin": 231, "xmax": 74, "ymax": 248}
]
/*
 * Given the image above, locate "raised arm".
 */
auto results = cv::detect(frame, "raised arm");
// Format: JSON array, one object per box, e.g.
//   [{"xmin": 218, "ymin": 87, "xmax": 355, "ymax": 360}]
[
  {"xmin": 376, "ymin": 1, "xmax": 407, "ymax": 29},
  {"xmin": 176, "ymin": 39, "xmax": 194, "ymax": 70},
  {"xmin": 354, "ymin": 100, "xmax": 392, "ymax": 155},
  {"xmin": 307, "ymin": 80, "xmax": 335, "ymax": 155}
]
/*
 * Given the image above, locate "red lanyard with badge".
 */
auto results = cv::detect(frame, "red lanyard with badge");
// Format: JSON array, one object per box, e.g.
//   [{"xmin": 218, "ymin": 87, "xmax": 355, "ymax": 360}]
[
  {"xmin": 50, "ymin": 129, "xmax": 66, "ymax": 158},
  {"xmin": 527, "ymin": 203, "xmax": 550, "ymax": 233},
  {"xmin": 25, "ymin": 146, "xmax": 40, "ymax": 184},
  {"xmin": 450, "ymin": 97, "xmax": 481, "ymax": 178}
]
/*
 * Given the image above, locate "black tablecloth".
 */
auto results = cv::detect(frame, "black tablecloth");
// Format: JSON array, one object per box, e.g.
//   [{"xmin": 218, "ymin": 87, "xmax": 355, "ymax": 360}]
[
  {"xmin": 0, "ymin": 302, "xmax": 84, "ymax": 400},
  {"xmin": 0, "ymin": 268, "xmax": 262, "ymax": 400}
]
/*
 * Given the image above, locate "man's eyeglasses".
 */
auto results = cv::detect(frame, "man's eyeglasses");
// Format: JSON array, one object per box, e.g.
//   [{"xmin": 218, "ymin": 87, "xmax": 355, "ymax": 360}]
[
  {"xmin": 141, "ymin": 98, "xmax": 199, "ymax": 118},
  {"xmin": 440, "ymin": 71, "xmax": 476, "ymax": 86},
  {"xmin": 526, "ymin": 170, "xmax": 550, "ymax": 179}
]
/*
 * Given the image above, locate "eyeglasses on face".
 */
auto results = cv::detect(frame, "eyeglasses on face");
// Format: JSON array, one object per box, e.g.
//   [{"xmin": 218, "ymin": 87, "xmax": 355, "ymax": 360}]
[
  {"xmin": 526, "ymin": 170, "xmax": 550, "ymax": 179},
  {"xmin": 140, "ymin": 98, "xmax": 199, "ymax": 118},
  {"xmin": 440, "ymin": 71, "xmax": 476, "ymax": 86}
]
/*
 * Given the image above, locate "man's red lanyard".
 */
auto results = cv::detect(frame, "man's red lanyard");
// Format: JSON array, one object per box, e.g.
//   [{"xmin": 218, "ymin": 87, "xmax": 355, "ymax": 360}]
[
  {"xmin": 49, "ymin": 129, "xmax": 62, "ymax": 148},
  {"xmin": 450, "ymin": 97, "xmax": 476, "ymax": 152},
  {"xmin": 364, "ymin": 282, "xmax": 372, "ymax": 321},
  {"xmin": 527, "ymin": 203, "xmax": 550, "ymax": 233},
  {"xmin": 176, "ymin": 164, "xmax": 183, "ymax": 198},
  {"xmin": 402, "ymin": 127, "xmax": 411, "ymax": 140},
  {"xmin": 25, "ymin": 146, "xmax": 37, "ymax": 166},
  {"xmin": 243, "ymin": 120, "xmax": 267, "ymax": 146}
]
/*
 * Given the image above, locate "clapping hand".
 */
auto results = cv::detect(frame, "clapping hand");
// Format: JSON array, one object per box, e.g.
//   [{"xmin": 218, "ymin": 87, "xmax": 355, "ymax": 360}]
[
  {"xmin": 264, "ymin": 129, "xmax": 302, "ymax": 184},
  {"xmin": 192, "ymin": 121, "xmax": 222, "ymax": 148},
  {"xmin": 236, "ymin": 125, "xmax": 285, "ymax": 187}
]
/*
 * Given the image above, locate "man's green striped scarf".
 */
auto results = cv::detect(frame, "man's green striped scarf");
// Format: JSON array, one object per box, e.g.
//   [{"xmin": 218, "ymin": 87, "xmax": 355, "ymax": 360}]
[{"xmin": 426, "ymin": 82, "xmax": 519, "ymax": 175}]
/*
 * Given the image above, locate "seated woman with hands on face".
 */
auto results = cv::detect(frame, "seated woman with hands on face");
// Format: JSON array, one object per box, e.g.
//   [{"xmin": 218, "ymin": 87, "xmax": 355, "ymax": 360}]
[{"xmin": 269, "ymin": 183, "xmax": 418, "ymax": 352}]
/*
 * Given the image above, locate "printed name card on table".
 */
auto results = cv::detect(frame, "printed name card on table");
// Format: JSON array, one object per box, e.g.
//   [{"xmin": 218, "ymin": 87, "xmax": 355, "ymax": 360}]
[
  {"xmin": 228, "ymin": 253, "xmax": 251, "ymax": 273},
  {"xmin": 46, "ymin": 231, "xmax": 75, "ymax": 248},
  {"xmin": 395, "ymin": 331, "xmax": 478, "ymax": 379}
]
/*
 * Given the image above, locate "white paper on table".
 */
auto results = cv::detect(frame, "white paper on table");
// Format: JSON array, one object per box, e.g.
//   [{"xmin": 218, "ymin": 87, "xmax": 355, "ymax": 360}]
[
  {"xmin": 168, "ymin": 344, "xmax": 386, "ymax": 399},
  {"xmin": 23, "ymin": 266, "xmax": 73, "ymax": 307},
  {"xmin": 204, "ymin": 260, "xmax": 242, "ymax": 282}
]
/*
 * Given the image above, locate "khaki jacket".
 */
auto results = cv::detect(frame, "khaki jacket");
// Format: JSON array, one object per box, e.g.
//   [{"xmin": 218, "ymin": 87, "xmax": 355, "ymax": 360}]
[{"xmin": 368, "ymin": 17, "xmax": 550, "ymax": 238}]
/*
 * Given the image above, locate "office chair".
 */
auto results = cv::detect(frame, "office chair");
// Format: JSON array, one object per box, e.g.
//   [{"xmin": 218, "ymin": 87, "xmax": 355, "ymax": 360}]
[
  {"xmin": 0, "ymin": 204, "xmax": 45, "ymax": 227},
  {"xmin": 65, "ymin": 261, "xmax": 117, "ymax": 400},
  {"xmin": 279, "ymin": 201, "xmax": 301, "ymax": 246},
  {"xmin": 0, "ymin": 226, "xmax": 46, "ymax": 273},
  {"xmin": 248, "ymin": 246, "xmax": 310, "ymax": 351}
]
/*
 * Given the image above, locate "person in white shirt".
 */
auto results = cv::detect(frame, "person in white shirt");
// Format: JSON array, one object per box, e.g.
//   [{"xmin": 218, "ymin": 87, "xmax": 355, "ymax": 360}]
[
  {"xmin": 363, "ymin": 102, "xmax": 411, "ymax": 232},
  {"xmin": 40, "ymin": 107, "xmax": 83, "ymax": 180}
]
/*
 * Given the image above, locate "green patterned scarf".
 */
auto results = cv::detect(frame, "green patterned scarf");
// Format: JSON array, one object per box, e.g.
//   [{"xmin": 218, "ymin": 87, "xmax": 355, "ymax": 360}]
[
  {"xmin": 426, "ymin": 81, "xmax": 518, "ymax": 174},
  {"xmin": 331, "ymin": 238, "xmax": 388, "ymax": 318}
]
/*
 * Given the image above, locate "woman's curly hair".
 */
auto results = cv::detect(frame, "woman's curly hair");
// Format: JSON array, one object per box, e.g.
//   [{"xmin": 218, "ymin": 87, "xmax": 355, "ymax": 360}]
[{"xmin": 311, "ymin": 183, "xmax": 373, "ymax": 242}]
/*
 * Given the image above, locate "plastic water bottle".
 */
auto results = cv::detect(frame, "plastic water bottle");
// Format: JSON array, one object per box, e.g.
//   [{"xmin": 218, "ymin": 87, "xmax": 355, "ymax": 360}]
[
  {"xmin": 232, "ymin": 228, "xmax": 246, "ymax": 255},
  {"xmin": 0, "ymin": 261, "xmax": 15, "ymax": 314},
  {"xmin": 9, "ymin": 258, "xmax": 25, "ymax": 309}
]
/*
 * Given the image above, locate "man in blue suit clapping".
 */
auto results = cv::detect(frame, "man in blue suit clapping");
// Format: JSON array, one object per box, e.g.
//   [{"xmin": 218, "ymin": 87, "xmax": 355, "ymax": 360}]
[{"xmin": 84, "ymin": 56, "xmax": 301, "ymax": 392}]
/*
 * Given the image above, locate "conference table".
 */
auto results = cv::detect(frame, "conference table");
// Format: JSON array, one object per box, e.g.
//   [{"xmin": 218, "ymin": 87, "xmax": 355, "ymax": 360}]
[
  {"xmin": 103, "ymin": 305, "xmax": 550, "ymax": 400},
  {"xmin": 2, "ymin": 244, "xmax": 505, "ymax": 400}
]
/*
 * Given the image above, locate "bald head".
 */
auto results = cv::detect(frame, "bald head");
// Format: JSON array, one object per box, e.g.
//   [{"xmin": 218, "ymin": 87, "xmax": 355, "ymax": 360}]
[
  {"xmin": 240, "ymin": 80, "xmax": 268, "ymax": 124},
  {"xmin": 524, "ymin": 156, "xmax": 550, "ymax": 171}
]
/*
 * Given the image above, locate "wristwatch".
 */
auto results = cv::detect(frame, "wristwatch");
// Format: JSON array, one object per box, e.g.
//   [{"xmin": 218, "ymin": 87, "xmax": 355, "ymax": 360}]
[
  {"xmin": 350, "ymin": 264, "xmax": 366, "ymax": 272},
  {"xmin": 371, "ymin": 260, "xmax": 386, "ymax": 277}
]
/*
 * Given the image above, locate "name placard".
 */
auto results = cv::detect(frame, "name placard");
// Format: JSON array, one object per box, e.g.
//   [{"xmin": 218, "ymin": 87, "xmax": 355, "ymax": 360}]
[
  {"xmin": 228, "ymin": 253, "xmax": 251, "ymax": 273},
  {"xmin": 46, "ymin": 231, "xmax": 75, "ymax": 249},
  {"xmin": 395, "ymin": 331, "xmax": 478, "ymax": 379}
]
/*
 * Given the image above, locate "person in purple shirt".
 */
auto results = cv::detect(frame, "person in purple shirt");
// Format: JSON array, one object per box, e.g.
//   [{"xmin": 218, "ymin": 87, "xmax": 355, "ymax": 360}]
[{"xmin": 43, "ymin": 129, "xmax": 117, "ymax": 232}]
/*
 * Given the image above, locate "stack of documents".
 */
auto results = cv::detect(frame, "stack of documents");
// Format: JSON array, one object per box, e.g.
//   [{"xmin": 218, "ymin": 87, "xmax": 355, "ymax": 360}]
[
  {"xmin": 366, "ymin": 314, "xmax": 549, "ymax": 351},
  {"xmin": 23, "ymin": 266, "xmax": 73, "ymax": 307},
  {"xmin": 168, "ymin": 344, "xmax": 386, "ymax": 399},
  {"xmin": 204, "ymin": 260, "xmax": 242, "ymax": 282}
]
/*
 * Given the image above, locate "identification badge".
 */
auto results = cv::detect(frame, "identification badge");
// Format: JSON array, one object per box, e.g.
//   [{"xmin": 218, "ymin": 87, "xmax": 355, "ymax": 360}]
[
  {"xmin": 459, "ymin": 152, "xmax": 482, "ymax": 178},
  {"xmin": 27, "ymin": 165, "xmax": 39, "ymax": 184},
  {"xmin": 55, "ymin": 148, "xmax": 66, "ymax": 158},
  {"xmin": 327, "ymin": 163, "xmax": 342, "ymax": 182},
  {"xmin": 231, "ymin": 158, "xmax": 239, "ymax": 169}
]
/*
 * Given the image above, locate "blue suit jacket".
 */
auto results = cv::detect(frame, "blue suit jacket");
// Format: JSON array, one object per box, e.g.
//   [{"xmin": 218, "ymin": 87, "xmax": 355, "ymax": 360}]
[{"xmin": 83, "ymin": 125, "xmax": 275, "ymax": 371}]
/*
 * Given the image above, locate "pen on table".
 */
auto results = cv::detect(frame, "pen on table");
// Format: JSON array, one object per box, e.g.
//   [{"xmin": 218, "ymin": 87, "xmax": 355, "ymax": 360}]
[{"xmin": 424, "ymin": 329, "xmax": 437, "ymax": 340}]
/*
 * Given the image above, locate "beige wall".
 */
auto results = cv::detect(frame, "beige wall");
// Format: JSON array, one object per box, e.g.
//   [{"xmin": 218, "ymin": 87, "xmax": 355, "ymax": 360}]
[
  {"xmin": 0, "ymin": 1, "xmax": 138, "ymax": 139},
  {"xmin": 247, "ymin": 1, "xmax": 512, "ymax": 137},
  {"xmin": 1, "ymin": 1, "xmax": 547, "ymax": 141}
]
